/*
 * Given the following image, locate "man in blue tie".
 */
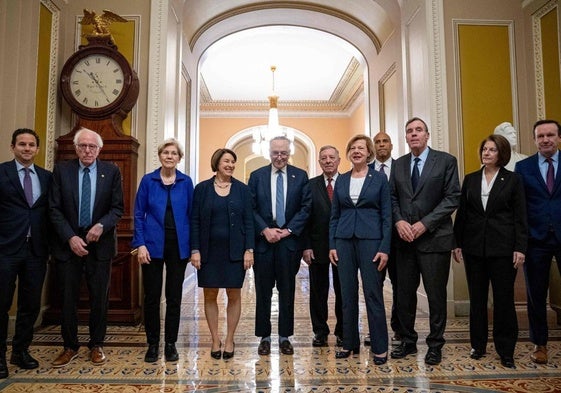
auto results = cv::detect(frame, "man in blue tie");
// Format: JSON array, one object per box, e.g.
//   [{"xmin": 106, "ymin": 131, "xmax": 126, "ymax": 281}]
[
  {"xmin": 248, "ymin": 136, "xmax": 311, "ymax": 355},
  {"xmin": 390, "ymin": 118, "xmax": 460, "ymax": 365},
  {"xmin": 49, "ymin": 128, "xmax": 123, "ymax": 368},
  {"xmin": 515, "ymin": 119, "xmax": 561, "ymax": 365},
  {"xmin": 0, "ymin": 129, "xmax": 52, "ymax": 378}
]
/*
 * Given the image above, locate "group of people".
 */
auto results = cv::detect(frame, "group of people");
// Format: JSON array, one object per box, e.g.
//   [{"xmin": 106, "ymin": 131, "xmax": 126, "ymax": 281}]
[{"xmin": 0, "ymin": 116, "xmax": 560, "ymax": 378}]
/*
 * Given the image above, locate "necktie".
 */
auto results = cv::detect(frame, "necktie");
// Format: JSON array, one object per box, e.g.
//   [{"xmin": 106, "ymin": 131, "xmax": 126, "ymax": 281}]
[
  {"xmin": 80, "ymin": 167, "xmax": 91, "ymax": 227},
  {"xmin": 411, "ymin": 157, "xmax": 420, "ymax": 191},
  {"xmin": 23, "ymin": 167, "xmax": 33, "ymax": 207},
  {"xmin": 546, "ymin": 157, "xmax": 555, "ymax": 194},
  {"xmin": 326, "ymin": 177, "xmax": 333, "ymax": 201},
  {"xmin": 379, "ymin": 163, "xmax": 388, "ymax": 180},
  {"xmin": 276, "ymin": 170, "xmax": 285, "ymax": 227}
]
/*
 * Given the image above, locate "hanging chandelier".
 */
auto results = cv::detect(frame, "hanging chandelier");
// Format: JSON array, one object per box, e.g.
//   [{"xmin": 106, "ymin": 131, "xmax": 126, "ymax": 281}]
[{"xmin": 252, "ymin": 66, "xmax": 294, "ymax": 158}]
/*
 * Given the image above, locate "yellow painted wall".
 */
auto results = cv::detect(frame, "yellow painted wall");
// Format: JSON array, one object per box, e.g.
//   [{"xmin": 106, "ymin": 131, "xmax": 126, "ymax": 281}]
[
  {"xmin": 458, "ymin": 24, "xmax": 513, "ymax": 174},
  {"xmin": 198, "ymin": 116, "xmax": 357, "ymax": 182},
  {"xmin": 34, "ymin": 3, "xmax": 52, "ymax": 166},
  {"xmin": 541, "ymin": 9, "xmax": 561, "ymax": 121}
]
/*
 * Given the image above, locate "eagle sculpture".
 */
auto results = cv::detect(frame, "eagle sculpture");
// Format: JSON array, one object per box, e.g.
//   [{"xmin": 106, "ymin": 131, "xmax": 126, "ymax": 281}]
[{"xmin": 81, "ymin": 9, "xmax": 127, "ymax": 37}]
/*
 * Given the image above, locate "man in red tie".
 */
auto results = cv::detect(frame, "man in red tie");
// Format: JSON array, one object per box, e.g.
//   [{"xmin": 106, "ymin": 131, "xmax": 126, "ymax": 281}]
[
  {"xmin": 303, "ymin": 145, "xmax": 343, "ymax": 347},
  {"xmin": 515, "ymin": 119, "xmax": 561, "ymax": 365}
]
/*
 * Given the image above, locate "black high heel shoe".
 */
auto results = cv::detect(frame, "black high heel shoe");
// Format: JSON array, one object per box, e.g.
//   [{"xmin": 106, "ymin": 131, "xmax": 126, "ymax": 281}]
[
  {"xmin": 373, "ymin": 354, "xmax": 387, "ymax": 365},
  {"xmin": 210, "ymin": 341, "xmax": 222, "ymax": 359},
  {"xmin": 335, "ymin": 347, "xmax": 360, "ymax": 359},
  {"xmin": 222, "ymin": 342, "xmax": 235, "ymax": 360}
]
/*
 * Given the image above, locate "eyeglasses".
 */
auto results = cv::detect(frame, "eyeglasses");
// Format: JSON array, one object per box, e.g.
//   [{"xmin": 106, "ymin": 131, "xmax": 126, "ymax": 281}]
[
  {"xmin": 270, "ymin": 151, "xmax": 289, "ymax": 157},
  {"xmin": 76, "ymin": 144, "xmax": 99, "ymax": 151}
]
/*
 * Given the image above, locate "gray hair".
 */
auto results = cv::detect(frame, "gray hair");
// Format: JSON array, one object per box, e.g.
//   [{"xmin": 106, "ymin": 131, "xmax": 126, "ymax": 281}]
[{"xmin": 73, "ymin": 128, "xmax": 104, "ymax": 148}]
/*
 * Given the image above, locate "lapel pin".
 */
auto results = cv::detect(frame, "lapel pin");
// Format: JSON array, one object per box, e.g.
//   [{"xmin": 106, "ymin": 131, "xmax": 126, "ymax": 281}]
[
  {"xmin": 291, "ymin": 174, "xmax": 295, "ymax": 178},
  {"xmin": 101, "ymin": 174, "xmax": 105, "ymax": 178}
]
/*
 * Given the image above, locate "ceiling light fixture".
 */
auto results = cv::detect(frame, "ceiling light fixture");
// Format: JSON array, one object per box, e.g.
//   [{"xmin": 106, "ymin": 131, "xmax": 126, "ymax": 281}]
[{"xmin": 252, "ymin": 66, "xmax": 294, "ymax": 158}]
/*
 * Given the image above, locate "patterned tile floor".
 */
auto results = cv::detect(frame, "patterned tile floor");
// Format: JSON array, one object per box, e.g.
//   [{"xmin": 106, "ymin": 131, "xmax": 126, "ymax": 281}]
[{"xmin": 2, "ymin": 264, "xmax": 561, "ymax": 392}]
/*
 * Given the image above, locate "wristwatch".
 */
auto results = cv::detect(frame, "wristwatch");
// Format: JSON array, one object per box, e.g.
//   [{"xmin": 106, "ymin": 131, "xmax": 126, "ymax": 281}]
[{"xmin": 246, "ymin": 249, "xmax": 254, "ymax": 253}]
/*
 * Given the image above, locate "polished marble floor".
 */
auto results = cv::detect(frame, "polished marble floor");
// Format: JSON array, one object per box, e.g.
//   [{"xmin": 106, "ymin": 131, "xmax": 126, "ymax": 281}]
[{"xmin": 2, "ymin": 264, "xmax": 561, "ymax": 392}]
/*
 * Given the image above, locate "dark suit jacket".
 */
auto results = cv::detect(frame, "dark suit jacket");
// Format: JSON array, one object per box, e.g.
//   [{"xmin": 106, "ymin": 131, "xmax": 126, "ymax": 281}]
[
  {"xmin": 390, "ymin": 148, "xmax": 460, "ymax": 252},
  {"xmin": 303, "ymin": 174, "xmax": 333, "ymax": 264},
  {"xmin": 49, "ymin": 158, "xmax": 124, "ymax": 261},
  {"xmin": 190, "ymin": 176, "xmax": 255, "ymax": 262},
  {"xmin": 454, "ymin": 167, "xmax": 527, "ymax": 257},
  {"xmin": 0, "ymin": 160, "xmax": 52, "ymax": 257},
  {"xmin": 248, "ymin": 164, "xmax": 311, "ymax": 252},
  {"xmin": 515, "ymin": 151, "xmax": 561, "ymax": 242},
  {"xmin": 329, "ymin": 168, "xmax": 391, "ymax": 254}
]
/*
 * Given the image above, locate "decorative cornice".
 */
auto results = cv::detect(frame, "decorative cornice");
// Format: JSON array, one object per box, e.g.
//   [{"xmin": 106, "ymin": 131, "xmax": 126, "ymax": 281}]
[
  {"xmin": 189, "ymin": 1, "xmax": 381, "ymax": 53},
  {"xmin": 200, "ymin": 56, "xmax": 363, "ymax": 115},
  {"xmin": 41, "ymin": 0, "xmax": 60, "ymax": 170}
]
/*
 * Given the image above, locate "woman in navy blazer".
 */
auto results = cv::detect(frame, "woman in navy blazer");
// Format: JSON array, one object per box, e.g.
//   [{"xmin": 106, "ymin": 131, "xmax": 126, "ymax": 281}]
[
  {"xmin": 191, "ymin": 148, "xmax": 255, "ymax": 360},
  {"xmin": 132, "ymin": 138, "xmax": 194, "ymax": 363},
  {"xmin": 329, "ymin": 135, "xmax": 392, "ymax": 364},
  {"xmin": 453, "ymin": 134, "xmax": 527, "ymax": 368}
]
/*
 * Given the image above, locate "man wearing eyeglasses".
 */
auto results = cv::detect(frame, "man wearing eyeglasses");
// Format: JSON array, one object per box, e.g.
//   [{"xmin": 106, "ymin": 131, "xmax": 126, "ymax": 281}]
[
  {"xmin": 248, "ymin": 136, "xmax": 311, "ymax": 355},
  {"xmin": 49, "ymin": 128, "xmax": 124, "ymax": 368}
]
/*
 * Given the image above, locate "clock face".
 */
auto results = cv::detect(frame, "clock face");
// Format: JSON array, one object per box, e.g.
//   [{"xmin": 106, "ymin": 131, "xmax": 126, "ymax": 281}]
[{"xmin": 69, "ymin": 54, "xmax": 125, "ymax": 109}]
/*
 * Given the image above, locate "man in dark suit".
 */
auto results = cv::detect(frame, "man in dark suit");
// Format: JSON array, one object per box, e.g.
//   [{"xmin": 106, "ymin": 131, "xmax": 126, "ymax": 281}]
[
  {"xmin": 49, "ymin": 128, "xmax": 124, "ymax": 368},
  {"xmin": 0, "ymin": 129, "xmax": 52, "ymax": 378},
  {"xmin": 303, "ymin": 145, "xmax": 343, "ymax": 348},
  {"xmin": 390, "ymin": 117, "xmax": 460, "ymax": 365},
  {"xmin": 366, "ymin": 131, "xmax": 402, "ymax": 347},
  {"xmin": 248, "ymin": 136, "xmax": 311, "ymax": 355},
  {"xmin": 515, "ymin": 119, "xmax": 561, "ymax": 365}
]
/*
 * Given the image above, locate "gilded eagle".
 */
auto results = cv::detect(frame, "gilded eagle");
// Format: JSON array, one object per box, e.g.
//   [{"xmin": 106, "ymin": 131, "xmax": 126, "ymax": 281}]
[{"xmin": 81, "ymin": 9, "xmax": 127, "ymax": 37}]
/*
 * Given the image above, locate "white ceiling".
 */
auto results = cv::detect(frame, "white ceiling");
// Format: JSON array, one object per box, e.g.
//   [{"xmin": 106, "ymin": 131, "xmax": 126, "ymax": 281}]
[{"xmin": 200, "ymin": 26, "xmax": 359, "ymax": 102}]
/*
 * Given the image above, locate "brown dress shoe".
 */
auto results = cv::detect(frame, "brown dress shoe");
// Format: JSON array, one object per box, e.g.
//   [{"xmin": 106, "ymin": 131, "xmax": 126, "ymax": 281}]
[
  {"xmin": 90, "ymin": 346, "xmax": 106, "ymax": 365},
  {"xmin": 531, "ymin": 345, "xmax": 547, "ymax": 364},
  {"xmin": 52, "ymin": 348, "xmax": 78, "ymax": 368}
]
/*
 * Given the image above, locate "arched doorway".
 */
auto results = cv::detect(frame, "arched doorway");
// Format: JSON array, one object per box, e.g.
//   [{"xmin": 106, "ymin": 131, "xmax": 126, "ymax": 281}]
[{"xmin": 226, "ymin": 125, "xmax": 317, "ymax": 182}]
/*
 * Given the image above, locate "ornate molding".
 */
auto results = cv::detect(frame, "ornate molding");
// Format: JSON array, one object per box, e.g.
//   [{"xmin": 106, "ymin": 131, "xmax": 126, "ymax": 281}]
[
  {"xmin": 189, "ymin": 1, "xmax": 381, "ymax": 53},
  {"xmin": 533, "ymin": 0, "xmax": 558, "ymax": 119},
  {"xmin": 41, "ymin": 0, "xmax": 60, "ymax": 171},
  {"xmin": 146, "ymin": 0, "xmax": 167, "ymax": 171},
  {"xmin": 429, "ymin": 0, "xmax": 446, "ymax": 152}
]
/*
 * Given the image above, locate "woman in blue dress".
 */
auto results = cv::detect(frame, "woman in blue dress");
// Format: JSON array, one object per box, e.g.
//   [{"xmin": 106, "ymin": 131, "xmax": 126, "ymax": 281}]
[{"xmin": 190, "ymin": 148, "xmax": 255, "ymax": 359}]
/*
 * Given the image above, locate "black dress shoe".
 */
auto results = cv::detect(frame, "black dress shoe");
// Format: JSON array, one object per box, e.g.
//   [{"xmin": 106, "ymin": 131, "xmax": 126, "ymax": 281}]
[
  {"xmin": 312, "ymin": 335, "xmax": 328, "ymax": 347},
  {"xmin": 0, "ymin": 356, "xmax": 8, "ymax": 379},
  {"xmin": 469, "ymin": 348, "xmax": 486, "ymax": 360},
  {"xmin": 258, "ymin": 340, "xmax": 271, "ymax": 356},
  {"xmin": 335, "ymin": 347, "xmax": 360, "ymax": 359},
  {"xmin": 144, "ymin": 344, "xmax": 159, "ymax": 363},
  {"xmin": 10, "ymin": 349, "xmax": 39, "ymax": 369},
  {"xmin": 390, "ymin": 342, "xmax": 418, "ymax": 359},
  {"xmin": 424, "ymin": 347, "xmax": 442, "ymax": 365},
  {"xmin": 279, "ymin": 340, "xmax": 294, "ymax": 355},
  {"xmin": 336, "ymin": 335, "xmax": 344, "ymax": 347},
  {"xmin": 500, "ymin": 356, "xmax": 515, "ymax": 368},
  {"xmin": 222, "ymin": 343, "xmax": 235, "ymax": 360},
  {"xmin": 164, "ymin": 342, "xmax": 179, "ymax": 362}
]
